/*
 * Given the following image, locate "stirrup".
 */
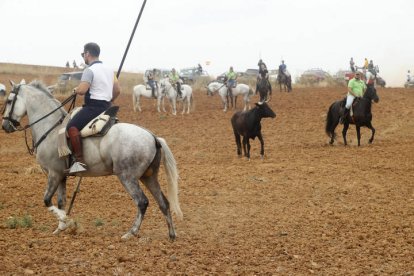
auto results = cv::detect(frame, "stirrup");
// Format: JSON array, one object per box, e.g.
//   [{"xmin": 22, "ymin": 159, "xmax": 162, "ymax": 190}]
[{"xmin": 68, "ymin": 162, "xmax": 87, "ymax": 174}]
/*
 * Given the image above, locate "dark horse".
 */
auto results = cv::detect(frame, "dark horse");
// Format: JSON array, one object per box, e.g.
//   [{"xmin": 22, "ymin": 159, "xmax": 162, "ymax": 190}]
[
  {"xmin": 325, "ymin": 84, "xmax": 379, "ymax": 146},
  {"xmin": 257, "ymin": 77, "xmax": 271, "ymax": 102},
  {"xmin": 278, "ymin": 73, "xmax": 292, "ymax": 92}
]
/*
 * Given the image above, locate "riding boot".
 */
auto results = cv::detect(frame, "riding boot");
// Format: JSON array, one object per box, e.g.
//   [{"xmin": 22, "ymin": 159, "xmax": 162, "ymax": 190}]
[
  {"xmin": 151, "ymin": 87, "xmax": 156, "ymax": 98},
  {"xmin": 229, "ymin": 88, "xmax": 233, "ymax": 98},
  {"xmin": 255, "ymin": 84, "xmax": 258, "ymax": 94},
  {"xmin": 67, "ymin": 127, "xmax": 87, "ymax": 174},
  {"xmin": 340, "ymin": 108, "xmax": 349, "ymax": 124}
]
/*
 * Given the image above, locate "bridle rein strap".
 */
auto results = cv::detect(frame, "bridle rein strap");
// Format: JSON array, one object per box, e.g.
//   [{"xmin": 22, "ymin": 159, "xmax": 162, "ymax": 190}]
[{"xmin": 4, "ymin": 85, "xmax": 77, "ymax": 155}]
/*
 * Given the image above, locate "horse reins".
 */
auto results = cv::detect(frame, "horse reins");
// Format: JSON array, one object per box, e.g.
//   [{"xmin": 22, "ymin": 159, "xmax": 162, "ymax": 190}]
[{"xmin": 3, "ymin": 84, "xmax": 77, "ymax": 155}]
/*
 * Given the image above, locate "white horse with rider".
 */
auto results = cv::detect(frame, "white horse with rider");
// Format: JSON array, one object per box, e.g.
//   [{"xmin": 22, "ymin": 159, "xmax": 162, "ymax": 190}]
[
  {"xmin": 159, "ymin": 78, "xmax": 193, "ymax": 115},
  {"xmin": 206, "ymin": 81, "xmax": 254, "ymax": 112},
  {"xmin": 132, "ymin": 82, "xmax": 165, "ymax": 112}
]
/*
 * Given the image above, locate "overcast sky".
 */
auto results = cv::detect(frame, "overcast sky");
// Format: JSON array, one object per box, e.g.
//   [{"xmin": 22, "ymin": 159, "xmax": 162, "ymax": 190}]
[{"xmin": 1, "ymin": 0, "xmax": 413, "ymax": 86}]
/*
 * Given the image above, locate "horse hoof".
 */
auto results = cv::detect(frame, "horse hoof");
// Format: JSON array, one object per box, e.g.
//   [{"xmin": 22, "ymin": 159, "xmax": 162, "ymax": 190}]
[
  {"xmin": 121, "ymin": 232, "xmax": 135, "ymax": 240},
  {"xmin": 260, "ymin": 155, "xmax": 264, "ymax": 160}
]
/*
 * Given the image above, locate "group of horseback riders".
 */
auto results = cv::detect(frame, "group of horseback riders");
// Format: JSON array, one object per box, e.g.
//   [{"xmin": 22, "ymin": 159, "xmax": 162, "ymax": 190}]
[
  {"xmin": 146, "ymin": 68, "xmax": 183, "ymax": 98},
  {"xmin": 222, "ymin": 59, "xmax": 289, "ymax": 98}
]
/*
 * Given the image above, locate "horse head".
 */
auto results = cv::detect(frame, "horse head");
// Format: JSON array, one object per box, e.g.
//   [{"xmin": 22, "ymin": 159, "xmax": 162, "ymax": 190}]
[
  {"xmin": 1, "ymin": 81, "xmax": 26, "ymax": 133},
  {"xmin": 365, "ymin": 84, "xmax": 379, "ymax": 103}
]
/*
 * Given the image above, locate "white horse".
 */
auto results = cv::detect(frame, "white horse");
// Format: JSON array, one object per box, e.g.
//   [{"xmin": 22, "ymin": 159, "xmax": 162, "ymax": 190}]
[
  {"xmin": 159, "ymin": 78, "xmax": 193, "ymax": 115},
  {"xmin": 132, "ymin": 83, "xmax": 165, "ymax": 112},
  {"xmin": 2, "ymin": 81, "xmax": 183, "ymax": 240},
  {"xmin": 206, "ymin": 81, "xmax": 253, "ymax": 112}
]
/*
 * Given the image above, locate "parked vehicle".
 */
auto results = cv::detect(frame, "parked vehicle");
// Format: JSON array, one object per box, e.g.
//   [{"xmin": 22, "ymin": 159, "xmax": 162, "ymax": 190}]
[
  {"xmin": 51, "ymin": 71, "xmax": 84, "ymax": 93},
  {"xmin": 299, "ymin": 68, "xmax": 330, "ymax": 84},
  {"xmin": 179, "ymin": 67, "xmax": 209, "ymax": 84}
]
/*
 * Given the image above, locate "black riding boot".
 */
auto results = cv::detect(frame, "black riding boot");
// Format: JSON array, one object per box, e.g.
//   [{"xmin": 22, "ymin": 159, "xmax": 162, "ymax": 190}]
[
  {"xmin": 177, "ymin": 83, "xmax": 182, "ymax": 97},
  {"xmin": 340, "ymin": 108, "xmax": 349, "ymax": 124},
  {"xmin": 151, "ymin": 87, "xmax": 156, "ymax": 98}
]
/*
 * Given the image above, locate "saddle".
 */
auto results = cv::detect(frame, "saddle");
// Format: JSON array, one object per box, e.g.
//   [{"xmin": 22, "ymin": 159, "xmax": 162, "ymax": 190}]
[
  {"xmin": 57, "ymin": 106, "xmax": 119, "ymax": 157},
  {"xmin": 146, "ymin": 82, "xmax": 158, "ymax": 90}
]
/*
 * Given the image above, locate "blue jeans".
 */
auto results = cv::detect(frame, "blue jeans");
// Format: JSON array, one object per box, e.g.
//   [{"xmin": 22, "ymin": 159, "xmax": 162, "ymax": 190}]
[{"xmin": 67, "ymin": 100, "xmax": 110, "ymax": 131}]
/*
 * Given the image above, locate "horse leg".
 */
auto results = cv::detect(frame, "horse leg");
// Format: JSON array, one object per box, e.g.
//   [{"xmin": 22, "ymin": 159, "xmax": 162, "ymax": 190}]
[
  {"xmin": 242, "ymin": 136, "xmax": 248, "ymax": 159},
  {"xmin": 157, "ymin": 97, "xmax": 161, "ymax": 112},
  {"xmin": 246, "ymin": 138, "xmax": 251, "ymax": 160},
  {"xmin": 366, "ymin": 122, "xmax": 375, "ymax": 144},
  {"xmin": 258, "ymin": 132, "xmax": 265, "ymax": 159},
  {"xmin": 44, "ymin": 172, "xmax": 70, "ymax": 234},
  {"xmin": 356, "ymin": 125, "xmax": 361, "ymax": 146},
  {"xmin": 172, "ymin": 99, "xmax": 177, "ymax": 115},
  {"xmin": 137, "ymin": 96, "xmax": 142, "ymax": 112},
  {"xmin": 234, "ymin": 132, "xmax": 242, "ymax": 157},
  {"xmin": 117, "ymin": 174, "xmax": 149, "ymax": 240},
  {"xmin": 139, "ymin": 147, "xmax": 177, "ymax": 240},
  {"xmin": 342, "ymin": 123, "xmax": 349, "ymax": 146}
]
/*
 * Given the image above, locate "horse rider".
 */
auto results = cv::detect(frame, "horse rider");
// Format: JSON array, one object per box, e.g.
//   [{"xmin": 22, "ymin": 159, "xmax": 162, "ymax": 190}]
[
  {"xmin": 368, "ymin": 60, "xmax": 376, "ymax": 76},
  {"xmin": 197, "ymin": 63, "xmax": 203, "ymax": 74},
  {"xmin": 363, "ymin": 58, "xmax": 369, "ymax": 69},
  {"xmin": 340, "ymin": 71, "xmax": 366, "ymax": 124},
  {"xmin": 278, "ymin": 60, "xmax": 287, "ymax": 76},
  {"xmin": 66, "ymin": 42, "xmax": 121, "ymax": 174},
  {"xmin": 258, "ymin": 59, "xmax": 267, "ymax": 69},
  {"xmin": 169, "ymin": 68, "xmax": 182, "ymax": 97},
  {"xmin": 147, "ymin": 68, "xmax": 157, "ymax": 98},
  {"xmin": 256, "ymin": 63, "xmax": 272, "ymax": 95},
  {"xmin": 225, "ymin": 66, "xmax": 237, "ymax": 98},
  {"xmin": 350, "ymin": 57, "xmax": 355, "ymax": 72}
]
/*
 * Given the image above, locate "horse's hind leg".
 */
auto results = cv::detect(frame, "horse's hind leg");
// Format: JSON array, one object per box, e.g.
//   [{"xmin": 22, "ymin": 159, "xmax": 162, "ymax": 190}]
[
  {"xmin": 117, "ymin": 174, "xmax": 149, "ymax": 240},
  {"xmin": 234, "ymin": 133, "xmax": 242, "ymax": 157},
  {"xmin": 257, "ymin": 132, "xmax": 265, "ymax": 159},
  {"xmin": 141, "ymin": 176, "xmax": 176, "ymax": 240},
  {"xmin": 366, "ymin": 122, "xmax": 375, "ymax": 144},
  {"xmin": 140, "ymin": 149, "xmax": 177, "ymax": 240},
  {"xmin": 342, "ymin": 123, "xmax": 349, "ymax": 146}
]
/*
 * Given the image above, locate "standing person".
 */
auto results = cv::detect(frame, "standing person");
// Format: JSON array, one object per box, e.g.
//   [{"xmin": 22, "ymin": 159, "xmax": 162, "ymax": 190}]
[
  {"xmin": 197, "ymin": 63, "xmax": 203, "ymax": 74},
  {"xmin": 147, "ymin": 69, "xmax": 157, "ymax": 98},
  {"xmin": 340, "ymin": 71, "xmax": 366, "ymax": 124},
  {"xmin": 66, "ymin": 42, "xmax": 121, "ymax": 174},
  {"xmin": 73, "ymin": 60, "xmax": 78, "ymax": 69},
  {"xmin": 350, "ymin": 57, "xmax": 355, "ymax": 72},
  {"xmin": 168, "ymin": 68, "xmax": 182, "ymax": 97},
  {"xmin": 226, "ymin": 66, "xmax": 238, "ymax": 98},
  {"xmin": 407, "ymin": 70, "xmax": 412, "ymax": 82},
  {"xmin": 363, "ymin": 58, "xmax": 369, "ymax": 69}
]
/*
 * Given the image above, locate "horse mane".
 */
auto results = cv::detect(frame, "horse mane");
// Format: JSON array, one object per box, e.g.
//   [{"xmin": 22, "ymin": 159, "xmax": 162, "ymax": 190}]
[{"xmin": 28, "ymin": 80, "xmax": 54, "ymax": 99}]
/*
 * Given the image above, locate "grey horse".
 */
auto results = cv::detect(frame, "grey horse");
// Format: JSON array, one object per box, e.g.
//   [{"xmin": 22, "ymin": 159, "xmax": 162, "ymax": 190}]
[{"xmin": 1, "ymin": 81, "xmax": 183, "ymax": 240}]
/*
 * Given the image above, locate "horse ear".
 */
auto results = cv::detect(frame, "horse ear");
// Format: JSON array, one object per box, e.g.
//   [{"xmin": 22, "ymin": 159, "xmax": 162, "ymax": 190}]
[{"xmin": 9, "ymin": 80, "xmax": 16, "ymax": 87}]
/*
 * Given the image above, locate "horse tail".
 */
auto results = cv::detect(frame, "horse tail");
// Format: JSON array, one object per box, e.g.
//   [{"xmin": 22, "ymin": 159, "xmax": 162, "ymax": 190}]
[
  {"xmin": 157, "ymin": 137, "xmax": 183, "ymax": 220},
  {"xmin": 325, "ymin": 102, "xmax": 337, "ymax": 139}
]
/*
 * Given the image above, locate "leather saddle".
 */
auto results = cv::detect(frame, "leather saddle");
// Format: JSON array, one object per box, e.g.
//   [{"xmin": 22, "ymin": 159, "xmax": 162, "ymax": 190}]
[{"xmin": 71, "ymin": 106, "xmax": 119, "ymax": 138}]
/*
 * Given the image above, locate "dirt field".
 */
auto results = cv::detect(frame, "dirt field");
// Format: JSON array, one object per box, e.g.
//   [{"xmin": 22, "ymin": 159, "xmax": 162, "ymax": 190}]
[{"xmin": 0, "ymin": 80, "xmax": 413, "ymax": 275}]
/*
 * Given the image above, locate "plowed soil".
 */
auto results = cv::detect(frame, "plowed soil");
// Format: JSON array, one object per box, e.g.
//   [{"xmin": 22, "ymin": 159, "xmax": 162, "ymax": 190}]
[{"xmin": 0, "ymin": 84, "xmax": 413, "ymax": 275}]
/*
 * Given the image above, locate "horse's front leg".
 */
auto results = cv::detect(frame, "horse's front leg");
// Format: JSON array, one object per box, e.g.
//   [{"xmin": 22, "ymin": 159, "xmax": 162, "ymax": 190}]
[
  {"xmin": 222, "ymin": 97, "xmax": 227, "ymax": 112},
  {"xmin": 171, "ymin": 99, "xmax": 177, "ymax": 115},
  {"xmin": 234, "ymin": 133, "xmax": 242, "ymax": 157},
  {"xmin": 342, "ymin": 123, "xmax": 349, "ymax": 146},
  {"xmin": 157, "ymin": 97, "xmax": 161, "ymax": 112},
  {"xmin": 44, "ymin": 172, "xmax": 69, "ymax": 234},
  {"xmin": 366, "ymin": 121, "xmax": 375, "ymax": 144},
  {"xmin": 257, "ymin": 132, "xmax": 265, "ymax": 159},
  {"xmin": 356, "ymin": 125, "xmax": 361, "ymax": 146}
]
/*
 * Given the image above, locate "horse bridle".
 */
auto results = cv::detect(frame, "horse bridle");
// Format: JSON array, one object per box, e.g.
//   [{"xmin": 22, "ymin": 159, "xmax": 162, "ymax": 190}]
[
  {"xmin": 2, "ymin": 84, "xmax": 22, "ymax": 130},
  {"xmin": 2, "ymin": 84, "xmax": 77, "ymax": 154}
]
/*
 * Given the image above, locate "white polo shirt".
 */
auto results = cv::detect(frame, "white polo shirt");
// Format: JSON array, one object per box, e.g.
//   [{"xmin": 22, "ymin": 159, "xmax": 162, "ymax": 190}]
[{"xmin": 81, "ymin": 61, "xmax": 114, "ymax": 102}]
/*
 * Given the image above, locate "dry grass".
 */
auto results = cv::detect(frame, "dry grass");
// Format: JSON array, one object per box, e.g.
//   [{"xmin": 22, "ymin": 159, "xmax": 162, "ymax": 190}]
[{"xmin": 0, "ymin": 63, "xmax": 143, "ymax": 95}]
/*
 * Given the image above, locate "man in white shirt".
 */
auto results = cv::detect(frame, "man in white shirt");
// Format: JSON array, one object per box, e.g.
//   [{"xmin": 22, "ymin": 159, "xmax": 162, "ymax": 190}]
[{"xmin": 66, "ymin": 42, "xmax": 121, "ymax": 173}]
